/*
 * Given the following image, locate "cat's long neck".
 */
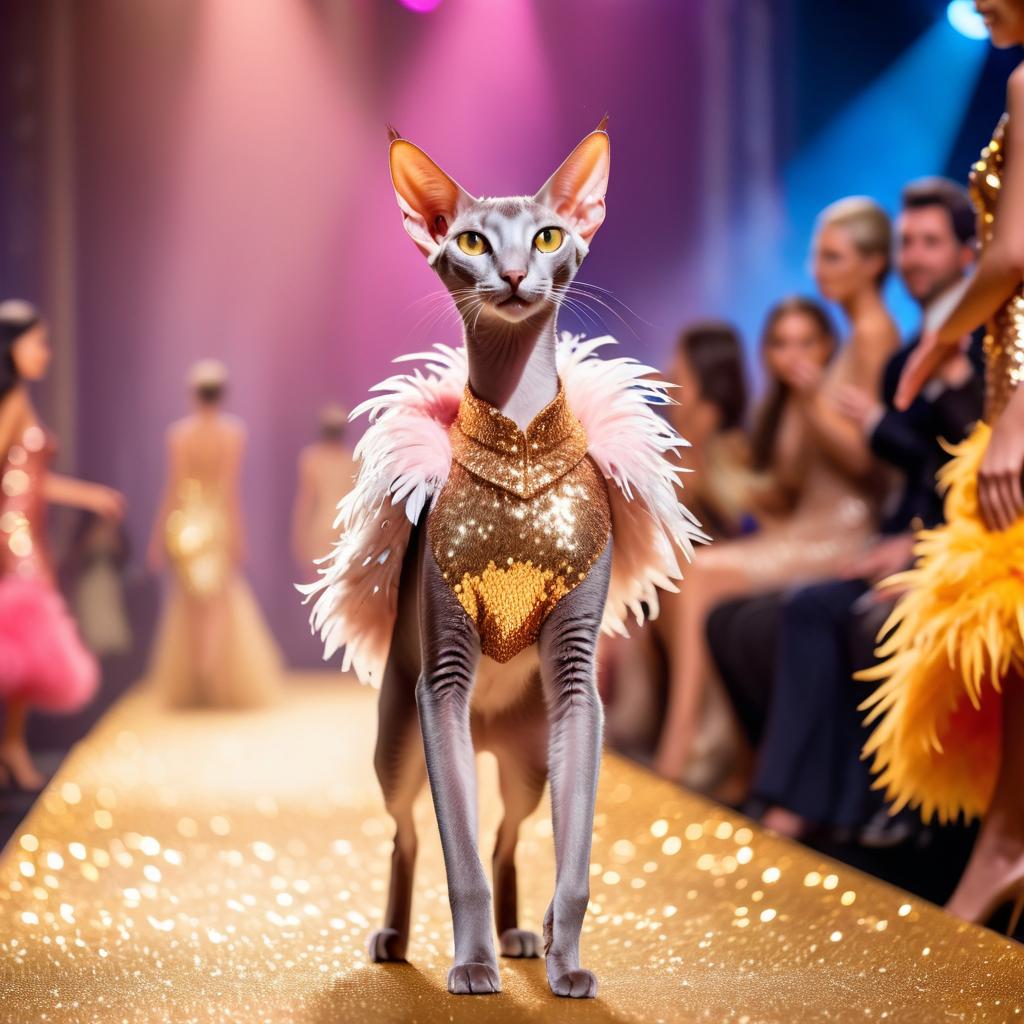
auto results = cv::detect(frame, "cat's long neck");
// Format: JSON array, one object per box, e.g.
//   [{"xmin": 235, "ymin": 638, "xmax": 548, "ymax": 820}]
[{"xmin": 464, "ymin": 309, "xmax": 559, "ymax": 430}]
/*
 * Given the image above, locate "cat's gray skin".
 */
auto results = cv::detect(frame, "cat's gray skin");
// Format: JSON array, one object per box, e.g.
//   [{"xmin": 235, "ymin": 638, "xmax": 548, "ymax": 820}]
[{"xmin": 369, "ymin": 123, "xmax": 611, "ymax": 998}]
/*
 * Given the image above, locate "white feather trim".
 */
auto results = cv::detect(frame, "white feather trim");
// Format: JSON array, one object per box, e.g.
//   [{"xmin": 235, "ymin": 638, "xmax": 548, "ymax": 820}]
[{"xmin": 299, "ymin": 332, "xmax": 709, "ymax": 686}]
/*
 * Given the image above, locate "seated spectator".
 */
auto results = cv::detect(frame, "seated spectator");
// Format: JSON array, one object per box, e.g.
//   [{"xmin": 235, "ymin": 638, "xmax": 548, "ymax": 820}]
[
  {"xmin": 711, "ymin": 177, "xmax": 983, "ymax": 839},
  {"xmin": 601, "ymin": 321, "xmax": 751, "ymax": 759}
]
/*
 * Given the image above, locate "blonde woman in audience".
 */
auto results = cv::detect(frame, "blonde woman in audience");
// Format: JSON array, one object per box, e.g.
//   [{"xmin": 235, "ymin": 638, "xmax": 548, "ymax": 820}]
[{"xmin": 654, "ymin": 198, "xmax": 899, "ymax": 782}]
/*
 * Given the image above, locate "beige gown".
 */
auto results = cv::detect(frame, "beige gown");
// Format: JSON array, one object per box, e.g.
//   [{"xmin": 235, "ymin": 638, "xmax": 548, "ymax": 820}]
[
  {"xmin": 147, "ymin": 422, "xmax": 283, "ymax": 709},
  {"xmin": 700, "ymin": 355, "xmax": 881, "ymax": 585}
]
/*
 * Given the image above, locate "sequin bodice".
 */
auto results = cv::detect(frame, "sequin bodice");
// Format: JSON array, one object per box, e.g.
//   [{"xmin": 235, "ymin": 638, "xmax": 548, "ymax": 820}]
[
  {"xmin": 0, "ymin": 423, "xmax": 56, "ymax": 582},
  {"xmin": 428, "ymin": 382, "xmax": 611, "ymax": 662},
  {"xmin": 969, "ymin": 112, "xmax": 1024, "ymax": 420}
]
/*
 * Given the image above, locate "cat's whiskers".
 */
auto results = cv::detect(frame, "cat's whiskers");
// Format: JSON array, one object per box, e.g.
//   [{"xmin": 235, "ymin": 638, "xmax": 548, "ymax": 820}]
[
  {"xmin": 555, "ymin": 283, "xmax": 644, "ymax": 341},
  {"xmin": 551, "ymin": 284, "xmax": 610, "ymax": 335},
  {"xmin": 407, "ymin": 288, "xmax": 481, "ymax": 340},
  {"xmin": 550, "ymin": 287, "xmax": 603, "ymax": 334},
  {"xmin": 566, "ymin": 281, "xmax": 657, "ymax": 328},
  {"xmin": 407, "ymin": 298, "xmax": 460, "ymax": 340}
]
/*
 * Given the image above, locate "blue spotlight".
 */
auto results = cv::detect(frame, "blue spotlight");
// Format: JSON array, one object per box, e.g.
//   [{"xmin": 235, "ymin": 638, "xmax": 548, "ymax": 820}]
[
  {"xmin": 723, "ymin": 16, "xmax": 989, "ymax": 341},
  {"xmin": 947, "ymin": 0, "xmax": 988, "ymax": 40}
]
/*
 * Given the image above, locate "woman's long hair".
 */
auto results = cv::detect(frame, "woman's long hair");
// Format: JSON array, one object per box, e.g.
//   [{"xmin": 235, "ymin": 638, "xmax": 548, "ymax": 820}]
[
  {"xmin": 751, "ymin": 296, "xmax": 838, "ymax": 471},
  {"xmin": 675, "ymin": 320, "xmax": 749, "ymax": 433},
  {"xmin": 0, "ymin": 299, "xmax": 41, "ymax": 401}
]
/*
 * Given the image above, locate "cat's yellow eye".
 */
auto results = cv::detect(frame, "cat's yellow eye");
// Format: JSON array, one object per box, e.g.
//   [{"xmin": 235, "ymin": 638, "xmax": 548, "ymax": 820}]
[
  {"xmin": 457, "ymin": 231, "xmax": 490, "ymax": 256},
  {"xmin": 533, "ymin": 227, "xmax": 564, "ymax": 254}
]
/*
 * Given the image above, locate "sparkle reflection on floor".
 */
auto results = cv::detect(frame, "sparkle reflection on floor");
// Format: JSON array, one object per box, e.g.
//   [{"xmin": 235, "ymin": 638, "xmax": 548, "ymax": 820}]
[{"xmin": 0, "ymin": 677, "xmax": 1021, "ymax": 1023}]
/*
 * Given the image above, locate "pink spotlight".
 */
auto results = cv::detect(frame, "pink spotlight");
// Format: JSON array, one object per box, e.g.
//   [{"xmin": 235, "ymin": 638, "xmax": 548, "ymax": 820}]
[{"xmin": 398, "ymin": 0, "xmax": 443, "ymax": 11}]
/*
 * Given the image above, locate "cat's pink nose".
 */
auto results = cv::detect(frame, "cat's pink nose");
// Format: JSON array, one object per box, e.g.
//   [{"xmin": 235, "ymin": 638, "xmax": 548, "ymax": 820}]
[{"xmin": 502, "ymin": 269, "xmax": 527, "ymax": 293}]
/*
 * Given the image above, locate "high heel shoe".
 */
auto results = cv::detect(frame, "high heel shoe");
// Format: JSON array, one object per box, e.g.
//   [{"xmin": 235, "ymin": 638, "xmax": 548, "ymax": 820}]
[{"xmin": 947, "ymin": 867, "xmax": 1024, "ymax": 939}]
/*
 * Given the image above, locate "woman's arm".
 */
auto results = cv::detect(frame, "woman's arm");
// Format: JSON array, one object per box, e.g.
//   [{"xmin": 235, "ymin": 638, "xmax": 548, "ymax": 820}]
[
  {"xmin": 790, "ymin": 327, "xmax": 896, "ymax": 480},
  {"xmin": 936, "ymin": 73, "xmax": 1024, "ymax": 342},
  {"xmin": 43, "ymin": 473, "xmax": 123, "ymax": 517},
  {"xmin": 896, "ymin": 68, "xmax": 1024, "ymax": 407},
  {"xmin": 977, "ymin": 383, "xmax": 1024, "ymax": 530}
]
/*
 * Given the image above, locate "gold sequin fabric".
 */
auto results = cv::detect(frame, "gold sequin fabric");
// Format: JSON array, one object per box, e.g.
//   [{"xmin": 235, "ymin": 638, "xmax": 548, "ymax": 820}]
[
  {"xmin": 164, "ymin": 478, "xmax": 231, "ymax": 598},
  {"xmin": 969, "ymin": 112, "xmax": 1024, "ymax": 421},
  {"xmin": 428, "ymin": 382, "xmax": 611, "ymax": 662}
]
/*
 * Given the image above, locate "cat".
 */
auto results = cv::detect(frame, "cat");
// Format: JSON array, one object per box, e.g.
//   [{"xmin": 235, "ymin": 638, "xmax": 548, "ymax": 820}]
[{"xmin": 304, "ymin": 119, "xmax": 704, "ymax": 998}]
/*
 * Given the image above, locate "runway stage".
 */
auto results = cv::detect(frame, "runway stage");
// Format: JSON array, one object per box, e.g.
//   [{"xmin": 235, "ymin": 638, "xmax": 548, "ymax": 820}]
[{"xmin": 0, "ymin": 678, "xmax": 1021, "ymax": 1023}]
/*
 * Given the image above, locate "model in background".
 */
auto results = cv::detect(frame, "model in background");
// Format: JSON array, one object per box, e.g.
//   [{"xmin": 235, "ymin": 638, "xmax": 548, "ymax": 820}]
[
  {"xmin": 146, "ymin": 359, "xmax": 282, "ymax": 709},
  {"xmin": 0, "ymin": 300, "xmax": 124, "ymax": 789},
  {"xmin": 291, "ymin": 403, "xmax": 356, "ymax": 575},
  {"xmin": 860, "ymin": 0, "xmax": 1024, "ymax": 933}
]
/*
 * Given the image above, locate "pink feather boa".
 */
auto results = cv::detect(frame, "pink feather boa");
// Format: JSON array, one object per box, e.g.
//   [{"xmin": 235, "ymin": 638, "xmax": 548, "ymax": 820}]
[{"xmin": 301, "ymin": 332, "xmax": 709, "ymax": 686}]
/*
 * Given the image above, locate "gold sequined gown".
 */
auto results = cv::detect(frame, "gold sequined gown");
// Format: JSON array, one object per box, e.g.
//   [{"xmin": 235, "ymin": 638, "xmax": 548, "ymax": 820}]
[
  {"xmin": 428, "ymin": 383, "xmax": 611, "ymax": 662},
  {"xmin": 147, "ymin": 475, "xmax": 283, "ymax": 709},
  {"xmin": 859, "ymin": 112, "xmax": 1024, "ymax": 824},
  {"xmin": 687, "ymin": 379, "xmax": 878, "ymax": 586}
]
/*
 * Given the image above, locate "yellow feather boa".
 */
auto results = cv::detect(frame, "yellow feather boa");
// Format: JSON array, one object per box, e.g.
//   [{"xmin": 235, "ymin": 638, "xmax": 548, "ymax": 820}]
[{"xmin": 858, "ymin": 421, "xmax": 1024, "ymax": 824}]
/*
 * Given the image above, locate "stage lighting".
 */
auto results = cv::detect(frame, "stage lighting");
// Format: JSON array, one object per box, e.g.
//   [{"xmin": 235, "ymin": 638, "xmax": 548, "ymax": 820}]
[
  {"xmin": 398, "ymin": 0, "xmax": 443, "ymax": 11},
  {"xmin": 947, "ymin": 0, "xmax": 988, "ymax": 40}
]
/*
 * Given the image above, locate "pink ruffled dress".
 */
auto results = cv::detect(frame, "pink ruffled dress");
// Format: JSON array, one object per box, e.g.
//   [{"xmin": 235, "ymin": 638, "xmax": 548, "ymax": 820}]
[{"xmin": 0, "ymin": 423, "xmax": 98, "ymax": 710}]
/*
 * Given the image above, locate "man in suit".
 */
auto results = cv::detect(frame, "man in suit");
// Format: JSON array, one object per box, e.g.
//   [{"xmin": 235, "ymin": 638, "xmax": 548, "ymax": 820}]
[{"xmin": 709, "ymin": 178, "xmax": 984, "ymax": 841}]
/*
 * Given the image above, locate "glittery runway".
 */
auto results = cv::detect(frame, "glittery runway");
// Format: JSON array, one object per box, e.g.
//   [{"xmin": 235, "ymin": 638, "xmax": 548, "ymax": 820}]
[{"xmin": 0, "ymin": 677, "xmax": 1021, "ymax": 1023}]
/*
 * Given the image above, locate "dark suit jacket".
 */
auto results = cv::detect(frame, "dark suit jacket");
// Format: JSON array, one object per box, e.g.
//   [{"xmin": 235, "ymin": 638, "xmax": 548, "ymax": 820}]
[{"xmin": 870, "ymin": 329, "xmax": 984, "ymax": 534}]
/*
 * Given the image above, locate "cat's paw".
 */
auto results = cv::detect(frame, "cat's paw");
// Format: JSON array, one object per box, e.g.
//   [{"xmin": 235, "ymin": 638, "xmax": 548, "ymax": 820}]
[
  {"xmin": 499, "ymin": 927, "xmax": 542, "ymax": 958},
  {"xmin": 548, "ymin": 967, "xmax": 598, "ymax": 999},
  {"xmin": 367, "ymin": 927, "xmax": 407, "ymax": 962},
  {"xmin": 447, "ymin": 961, "xmax": 501, "ymax": 994}
]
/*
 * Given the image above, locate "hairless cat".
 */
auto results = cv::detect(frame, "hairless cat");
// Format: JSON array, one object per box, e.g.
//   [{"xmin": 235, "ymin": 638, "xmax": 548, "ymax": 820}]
[{"xmin": 302, "ymin": 120, "xmax": 707, "ymax": 998}]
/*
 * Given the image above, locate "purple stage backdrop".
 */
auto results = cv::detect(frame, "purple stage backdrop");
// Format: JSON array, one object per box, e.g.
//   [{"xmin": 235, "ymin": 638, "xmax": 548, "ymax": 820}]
[{"xmin": 1, "ymin": 0, "xmax": 790, "ymax": 667}]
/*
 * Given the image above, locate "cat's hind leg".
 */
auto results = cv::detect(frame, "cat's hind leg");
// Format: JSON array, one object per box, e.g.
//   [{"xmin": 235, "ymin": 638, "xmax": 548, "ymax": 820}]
[
  {"xmin": 486, "ymin": 680, "xmax": 548, "ymax": 959},
  {"xmin": 368, "ymin": 526, "xmax": 425, "ymax": 963},
  {"xmin": 367, "ymin": 662, "xmax": 426, "ymax": 962}
]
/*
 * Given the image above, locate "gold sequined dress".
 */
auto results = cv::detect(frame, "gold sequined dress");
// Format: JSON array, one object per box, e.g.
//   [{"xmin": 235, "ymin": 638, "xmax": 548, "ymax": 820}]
[
  {"xmin": 428, "ymin": 382, "xmax": 611, "ymax": 662},
  {"xmin": 859, "ymin": 112, "xmax": 1024, "ymax": 823},
  {"xmin": 147, "ymin": 476, "xmax": 284, "ymax": 709}
]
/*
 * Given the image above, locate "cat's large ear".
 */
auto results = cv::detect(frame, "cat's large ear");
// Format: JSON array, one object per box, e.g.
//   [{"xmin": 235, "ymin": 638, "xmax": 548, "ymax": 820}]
[
  {"xmin": 533, "ymin": 126, "xmax": 610, "ymax": 246},
  {"xmin": 389, "ymin": 138, "xmax": 475, "ymax": 261}
]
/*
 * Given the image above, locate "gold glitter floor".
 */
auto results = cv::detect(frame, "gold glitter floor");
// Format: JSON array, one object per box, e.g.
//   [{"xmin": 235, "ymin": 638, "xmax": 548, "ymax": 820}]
[{"xmin": 1, "ymin": 677, "xmax": 1022, "ymax": 1024}]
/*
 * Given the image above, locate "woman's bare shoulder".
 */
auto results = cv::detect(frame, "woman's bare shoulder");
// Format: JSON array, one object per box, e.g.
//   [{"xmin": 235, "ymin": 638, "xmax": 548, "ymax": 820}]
[
  {"xmin": 850, "ymin": 310, "xmax": 900, "ymax": 351},
  {"xmin": 0, "ymin": 384, "xmax": 30, "ymax": 420}
]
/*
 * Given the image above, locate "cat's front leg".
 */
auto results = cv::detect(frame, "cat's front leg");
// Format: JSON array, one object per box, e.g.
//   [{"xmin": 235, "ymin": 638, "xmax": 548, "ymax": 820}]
[
  {"xmin": 537, "ymin": 540, "xmax": 612, "ymax": 999},
  {"xmin": 415, "ymin": 547, "xmax": 499, "ymax": 994}
]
